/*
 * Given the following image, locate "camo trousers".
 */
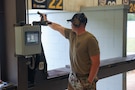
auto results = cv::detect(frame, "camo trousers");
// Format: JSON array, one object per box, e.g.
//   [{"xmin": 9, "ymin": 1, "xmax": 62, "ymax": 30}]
[{"xmin": 68, "ymin": 73, "xmax": 97, "ymax": 90}]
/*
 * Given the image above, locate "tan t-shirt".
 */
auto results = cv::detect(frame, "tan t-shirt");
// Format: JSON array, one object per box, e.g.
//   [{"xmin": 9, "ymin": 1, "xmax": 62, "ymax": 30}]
[{"xmin": 64, "ymin": 29, "xmax": 100, "ymax": 74}]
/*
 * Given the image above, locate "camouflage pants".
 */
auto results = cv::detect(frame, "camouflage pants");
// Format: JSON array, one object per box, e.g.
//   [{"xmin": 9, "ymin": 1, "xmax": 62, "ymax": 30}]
[{"xmin": 68, "ymin": 73, "xmax": 97, "ymax": 90}]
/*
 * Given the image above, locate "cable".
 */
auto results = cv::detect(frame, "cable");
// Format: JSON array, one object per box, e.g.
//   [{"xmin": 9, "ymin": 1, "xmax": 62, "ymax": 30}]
[{"xmin": 28, "ymin": 56, "xmax": 35, "ymax": 70}]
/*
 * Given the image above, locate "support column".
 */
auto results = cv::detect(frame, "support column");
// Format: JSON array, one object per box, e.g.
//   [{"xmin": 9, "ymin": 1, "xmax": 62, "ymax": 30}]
[
  {"xmin": 4, "ymin": 0, "xmax": 27, "ymax": 90},
  {"xmin": 0, "ymin": 0, "xmax": 6, "ymax": 80}
]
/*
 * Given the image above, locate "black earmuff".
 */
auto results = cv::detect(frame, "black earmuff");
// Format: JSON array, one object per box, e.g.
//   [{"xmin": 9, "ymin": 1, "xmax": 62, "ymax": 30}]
[
  {"xmin": 67, "ymin": 13, "xmax": 87, "ymax": 27},
  {"xmin": 72, "ymin": 13, "xmax": 87, "ymax": 27},
  {"xmin": 72, "ymin": 17, "xmax": 81, "ymax": 27}
]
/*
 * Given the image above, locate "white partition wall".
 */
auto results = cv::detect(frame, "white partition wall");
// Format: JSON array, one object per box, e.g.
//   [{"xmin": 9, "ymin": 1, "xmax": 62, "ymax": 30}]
[{"xmin": 81, "ymin": 5, "xmax": 128, "ymax": 59}]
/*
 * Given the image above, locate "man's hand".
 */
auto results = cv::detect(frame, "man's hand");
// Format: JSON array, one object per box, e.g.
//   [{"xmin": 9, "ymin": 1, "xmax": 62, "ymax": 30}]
[
  {"xmin": 37, "ymin": 12, "xmax": 65, "ymax": 36},
  {"xmin": 37, "ymin": 11, "xmax": 47, "ymax": 22},
  {"xmin": 42, "ymin": 14, "xmax": 47, "ymax": 21}
]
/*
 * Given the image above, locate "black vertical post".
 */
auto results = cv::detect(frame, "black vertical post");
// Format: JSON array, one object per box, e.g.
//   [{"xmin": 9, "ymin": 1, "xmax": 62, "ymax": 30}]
[
  {"xmin": 16, "ymin": 0, "xmax": 28, "ymax": 90},
  {"xmin": 16, "ymin": 0, "xmax": 26, "ymax": 24},
  {"xmin": 0, "ymin": 0, "xmax": 6, "ymax": 80}
]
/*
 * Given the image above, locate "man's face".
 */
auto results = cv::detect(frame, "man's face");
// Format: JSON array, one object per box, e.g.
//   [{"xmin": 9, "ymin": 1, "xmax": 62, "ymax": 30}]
[
  {"xmin": 71, "ymin": 23, "xmax": 78, "ymax": 32},
  {"xmin": 71, "ymin": 24, "xmax": 75, "ymax": 31}
]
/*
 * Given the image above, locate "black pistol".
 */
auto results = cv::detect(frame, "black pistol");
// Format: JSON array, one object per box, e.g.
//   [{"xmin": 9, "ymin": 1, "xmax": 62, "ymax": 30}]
[{"xmin": 33, "ymin": 12, "xmax": 52, "ymax": 26}]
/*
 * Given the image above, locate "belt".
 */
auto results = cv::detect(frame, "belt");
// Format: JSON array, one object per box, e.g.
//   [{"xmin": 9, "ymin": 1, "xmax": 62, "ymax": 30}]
[
  {"xmin": 76, "ymin": 73, "xmax": 98, "ymax": 82},
  {"xmin": 74, "ymin": 73, "xmax": 89, "ymax": 77}
]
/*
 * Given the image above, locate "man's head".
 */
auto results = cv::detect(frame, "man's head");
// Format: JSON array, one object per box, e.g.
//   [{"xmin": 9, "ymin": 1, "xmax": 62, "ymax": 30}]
[{"xmin": 67, "ymin": 13, "xmax": 87, "ymax": 27}]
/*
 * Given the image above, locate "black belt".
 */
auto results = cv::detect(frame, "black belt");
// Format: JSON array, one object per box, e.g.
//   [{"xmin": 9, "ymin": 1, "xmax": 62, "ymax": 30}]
[{"xmin": 71, "ymin": 72, "xmax": 89, "ymax": 77}]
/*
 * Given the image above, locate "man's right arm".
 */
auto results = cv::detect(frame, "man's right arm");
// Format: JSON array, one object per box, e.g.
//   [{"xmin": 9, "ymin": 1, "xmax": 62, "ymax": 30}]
[
  {"xmin": 42, "ymin": 14, "xmax": 66, "ymax": 36},
  {"xmin": 48, "ymin": 22, "xmax": 66, "ymax": 36}
]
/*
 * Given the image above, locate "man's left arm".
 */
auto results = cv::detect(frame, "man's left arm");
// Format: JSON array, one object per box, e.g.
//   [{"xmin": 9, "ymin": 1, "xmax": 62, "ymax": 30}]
[{"xmin": 88, "ymin": 54, "xmax": 100, "ymax": 84}]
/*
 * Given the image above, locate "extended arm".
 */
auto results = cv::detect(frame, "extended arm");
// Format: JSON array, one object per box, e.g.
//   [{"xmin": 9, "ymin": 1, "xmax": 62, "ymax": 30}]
[{"xmin": 42, "ymin": 14, "xmax": 66, "ymax": 36}]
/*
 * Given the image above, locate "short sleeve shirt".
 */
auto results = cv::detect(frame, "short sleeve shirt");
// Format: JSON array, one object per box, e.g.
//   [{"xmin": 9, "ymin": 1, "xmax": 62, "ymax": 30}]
[{"xmin": 64, "ymin": 29, "xmax": 100, "ymax": 74}]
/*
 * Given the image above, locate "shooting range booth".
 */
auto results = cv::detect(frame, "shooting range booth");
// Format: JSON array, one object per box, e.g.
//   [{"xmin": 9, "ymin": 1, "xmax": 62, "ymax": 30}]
[{"xmin": 1, "ymin": 0, "xmax": 135, "ymax": 90}]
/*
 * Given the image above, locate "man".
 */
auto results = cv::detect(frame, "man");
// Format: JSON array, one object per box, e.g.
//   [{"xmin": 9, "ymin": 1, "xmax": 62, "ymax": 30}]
[{"xmin": 41, "ymin": 13, "xmax": 100, "ymax": 90}]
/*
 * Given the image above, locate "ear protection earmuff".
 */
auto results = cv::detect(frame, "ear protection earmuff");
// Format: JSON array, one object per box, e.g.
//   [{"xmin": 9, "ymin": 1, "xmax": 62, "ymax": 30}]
[
  {"xmin": 67, "ymin": 13, "xmax": 87, "ymax": 27},
  {"xmin": 72, "ymin": 13, "xmax": 87, "ymax": 27}
]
